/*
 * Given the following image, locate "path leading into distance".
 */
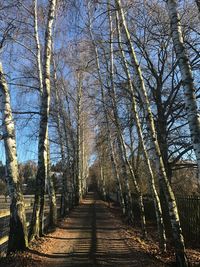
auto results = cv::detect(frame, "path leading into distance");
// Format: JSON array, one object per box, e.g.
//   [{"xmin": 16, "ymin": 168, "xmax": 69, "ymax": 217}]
[{"xmin": 19, "ymin": 193, "xmax": 165, "ymax": 267}]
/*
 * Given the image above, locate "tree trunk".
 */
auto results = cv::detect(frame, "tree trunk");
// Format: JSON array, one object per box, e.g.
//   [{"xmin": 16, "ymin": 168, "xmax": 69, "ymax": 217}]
[
  {"xmin": 0, "ymin": 63, "xmax": 28, "ymax": 253},
  {"xmin": 99, "ymin": 155, "xmax": 107, "ymax": 200},
  {"xmin": 116, "ymin": 0, "xmax": 188, "ymax": 265},
  {"xmin": 116, "ymin": 10, "xmax": 166, "ymax": 251},
  {"xmin": 76, "ymin": 72, "xmax": 83, "ymax": 204},
  {"xmin": 46, "ymin": 137, "xmax": 57, "ymax": 228},
  {"xmin": 66, "ymin": 90, "xmax": 77, "ymax": 207},
  {"xmin": 34, "ymin": 0, "xmax": 43, "ymax": 94},
  {"xmin": 108, "ymin": 0, "xmax": 145, "ymax": 232},
  {"xmin": 29, "ymin": 0, "xmax": 57, "ymax": 241},
  {"xmin": 166, "ymin": 0, "xmax": 200, "ymax": 180}
]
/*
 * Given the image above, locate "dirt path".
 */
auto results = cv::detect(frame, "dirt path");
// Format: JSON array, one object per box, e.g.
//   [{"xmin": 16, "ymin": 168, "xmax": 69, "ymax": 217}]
[{"xmin": 5, "ymin": 193, "xmax": 166, "ymax": 267}]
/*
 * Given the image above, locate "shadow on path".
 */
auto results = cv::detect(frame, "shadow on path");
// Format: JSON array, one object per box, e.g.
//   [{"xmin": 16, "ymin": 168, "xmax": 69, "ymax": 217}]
[{"xmin": 25, "ymin": 192, "xmax": 165, "ymax": 267}]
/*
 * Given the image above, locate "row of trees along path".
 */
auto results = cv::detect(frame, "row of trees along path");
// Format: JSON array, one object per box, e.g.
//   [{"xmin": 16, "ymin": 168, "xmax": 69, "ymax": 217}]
[{"xmin": 0, "ymin": 1, "xmax": 200, "ymax": 267}]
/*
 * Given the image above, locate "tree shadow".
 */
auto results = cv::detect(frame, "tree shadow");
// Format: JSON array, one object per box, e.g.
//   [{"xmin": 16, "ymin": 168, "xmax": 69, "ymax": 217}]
[{"xmin": 24, "ymin": 193, "xmax": 166, "ymax": 267}]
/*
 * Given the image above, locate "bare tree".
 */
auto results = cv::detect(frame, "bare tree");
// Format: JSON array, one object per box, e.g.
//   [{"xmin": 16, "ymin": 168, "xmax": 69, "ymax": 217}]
[
  {"xmin": 115, "ymin": 0, "xmax": 188, "ymax": 265},
  {"xmin": 0, "ymin": 63, "xmax": 28, "ymax": 253},
  {"xmin": 115, "ymin": 9, "xmax": 166, "ymax": 251},
  {"xmin": 166, "ymin": 0, "xmax": 200, "ymax": 180},
  {"xmin": 29, "ymin": 0, "xmax": 57, "ymax": 241}
]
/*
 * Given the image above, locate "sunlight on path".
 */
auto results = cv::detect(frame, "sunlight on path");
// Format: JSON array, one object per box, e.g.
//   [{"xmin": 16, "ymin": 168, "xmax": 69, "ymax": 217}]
[{"xmin": 28, "ymin": 193, "xmax": 164, "ymax": 267}]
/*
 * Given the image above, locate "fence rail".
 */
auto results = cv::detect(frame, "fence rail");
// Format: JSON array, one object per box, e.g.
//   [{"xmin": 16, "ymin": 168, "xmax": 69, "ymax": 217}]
[
  {"xmin": 0, "ymin": 194, "xmax": 66, "ymax": 255},
  {"xmin": 176, "ymin": 196, "xmax": 200, "ymax": 245},
  {"xmin": 108, "ymin": 193, "xmax": 200, "ymax": 246}
]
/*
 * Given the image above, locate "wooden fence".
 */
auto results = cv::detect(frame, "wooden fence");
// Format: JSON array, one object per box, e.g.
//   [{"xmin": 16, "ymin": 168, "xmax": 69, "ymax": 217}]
[
  {"xmin": 176, "ymin": 196, "xmax": 200, "ymax": 245},
  {"xmin": 108, "ymin": 193, "xmax": 200, "ymax": 246},
  {"xmin": 0, "ymin": 194, "xmax": 65, "ymax": 255}
]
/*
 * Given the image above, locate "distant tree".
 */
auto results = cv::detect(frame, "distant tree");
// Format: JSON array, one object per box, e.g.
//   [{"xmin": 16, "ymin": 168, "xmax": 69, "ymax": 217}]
[
  {"xmin": 25, "ymin": 177, "xmax": 36, "ymax": 195},
  {"xmin": 0, "ymin": 163, "xmax": 5, "ymax": 180},
  {"xmin": 19, "ymin": 161, "xmax": 37, "ymax": 183},
  {"xmin": 51, "ymin": 161, "xmax": 62, "ymax": 172}
]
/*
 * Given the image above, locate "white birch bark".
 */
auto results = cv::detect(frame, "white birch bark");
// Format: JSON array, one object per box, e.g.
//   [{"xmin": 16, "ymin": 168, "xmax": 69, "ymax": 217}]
[
  {"xmin": 81, "ymin": 118, "xmax": 89, "ymax": 197},
  {"xmin": 33, "ymin": 0, "xmax": 45, "ymax": 236},
  {"xmin": 100, "ymin": 166, "xmax": 106, "ymax": 199},
  {"xmin": 76, "ymin": 72, "xmax": 83, "ymax": 203},
  {"xmin": 29, "ymin": 0, "xmax": 57, "ymax": 241},
  {"xmin": 46, "ymin": 137, "xmax": 57, "ymax": 227},
  {"xmin": 33, "ymin": 0, "xmax": 43, "ymax": 94},
  {"xmin": 98, "ymin": 148, "xmax": 107, "ymax": 200},
  {"xmin": 0, "ymin": 63, "xmax": 28, "ymax": 253},
  {"xmin": 115, "ymin": 0, "xmax": 188, "ymax": 265},
  {"xmin": 166, "ymin": 0, "xmax": 200, "ymax": 179},
  {"xmin": 116, "ymin": 10, "xmax": 166, "ymax": 251},
  {"xmin": 34, "ymin": 0, "xmax": 57, "ymax": 230}
]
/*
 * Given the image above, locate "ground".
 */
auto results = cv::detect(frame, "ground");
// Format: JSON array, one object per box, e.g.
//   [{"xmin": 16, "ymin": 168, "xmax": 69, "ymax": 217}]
[{"xmin": 0, "ymin": 193, "xmax": 200, "ymax": 267}]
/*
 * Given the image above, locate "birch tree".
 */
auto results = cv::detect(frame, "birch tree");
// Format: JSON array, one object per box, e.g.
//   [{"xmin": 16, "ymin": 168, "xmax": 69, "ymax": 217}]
[
  {"xmin": 46, "ymin": 138, "xmax": 57, "ymax": 227},
  {"xmin": 115, "ymin": 0, "xmax": 188, "ymax": 265},
  {"xmin": 34, "ymin": 0, "xmax": 57, "ymax": 227},
  {"xmin": 166, "ymin": 0, "xmax": 200, "ymax": 180},
  {"xmin": 74, "ymin": 71, "xmax": 83, "ymax": 204},
  {"xmin": 29, "ymin": 0, "xmax": 57, "ymax": 241},
  {"xmin": 107, "ymin": 1, "xmax": 146, "ymax": 234},
  {"xmin": 115, "ymin": 9, "xmax": 166, "ymax": 250},
  {"xmin": 0, "ymin": 63, "xmax": 28, "ymax": 253},
  {"xmin": 98, "ymin": 153, "xmax": 107, "ymax": 200}
]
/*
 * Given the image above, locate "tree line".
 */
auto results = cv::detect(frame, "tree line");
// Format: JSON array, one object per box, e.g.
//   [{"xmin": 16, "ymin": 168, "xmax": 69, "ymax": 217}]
[{"xmin": 0, "ymin": 1, "xmax": 199, "ymax": 267}]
